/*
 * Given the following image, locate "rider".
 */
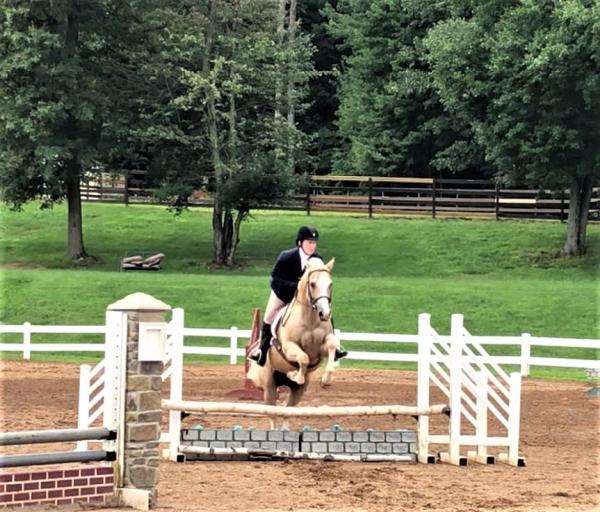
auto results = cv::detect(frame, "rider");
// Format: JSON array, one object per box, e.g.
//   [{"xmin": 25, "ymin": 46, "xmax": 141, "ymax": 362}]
[{"xmin": 249, "ymin": 226, "xmax": 348, "ymax": 366}]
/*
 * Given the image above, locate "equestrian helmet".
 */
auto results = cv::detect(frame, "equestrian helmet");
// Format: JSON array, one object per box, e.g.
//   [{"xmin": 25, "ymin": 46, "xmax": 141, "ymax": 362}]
[{"xmin": 296, "ymin": 226, "xmax": 319, "ymax": 244}]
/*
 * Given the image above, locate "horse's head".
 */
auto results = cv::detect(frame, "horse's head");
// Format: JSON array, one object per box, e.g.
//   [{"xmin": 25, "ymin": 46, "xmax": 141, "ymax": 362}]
[{"xmin": 304, "ymin": 257, "xmax": 335, "ymax": 322}]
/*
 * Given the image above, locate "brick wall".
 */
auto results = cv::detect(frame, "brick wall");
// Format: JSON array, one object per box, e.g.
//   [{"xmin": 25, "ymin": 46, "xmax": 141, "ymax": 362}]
[{"xmin": 0, "ymin": 464, "xmax": 114, "ymax": 508}]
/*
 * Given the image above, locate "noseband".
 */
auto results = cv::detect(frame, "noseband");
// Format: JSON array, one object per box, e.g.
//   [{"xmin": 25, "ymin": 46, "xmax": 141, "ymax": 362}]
[{"xmin": 306, "ymin": 268, "xmax": 332, "ymax": 310}]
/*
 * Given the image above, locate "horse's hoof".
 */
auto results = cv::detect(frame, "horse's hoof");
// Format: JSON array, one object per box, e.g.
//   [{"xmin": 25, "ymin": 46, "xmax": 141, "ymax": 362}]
[
  {"xmin": 320, "ymin": 375, "xmax": 332, "ymax": 388},
  {"xmin": 286, "ymin": 371, "xmax": 305, "ymax": 385}
]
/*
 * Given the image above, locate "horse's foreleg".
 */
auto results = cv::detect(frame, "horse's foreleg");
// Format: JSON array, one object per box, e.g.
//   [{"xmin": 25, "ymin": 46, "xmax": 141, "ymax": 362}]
[
  {"xmin": 281, "ymin": 341, "xmax": 309, "ymax": 385},
  {"xmin": 262, "ymin": 370, "xmax": 279, "ymax": 430},
  {"xmin": 320, "ymin": 332, "xmax": 339, "ymax": 388}
]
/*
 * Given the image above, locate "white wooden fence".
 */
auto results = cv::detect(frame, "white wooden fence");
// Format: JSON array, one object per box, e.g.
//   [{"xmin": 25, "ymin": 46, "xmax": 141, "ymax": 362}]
[
  {"xmin": 1, "ymin": 312, "xmax": 598, "ymax": 376},
  {"xmin": 3, "ymin": 310, "xmax": 597, "ymax": 465}
]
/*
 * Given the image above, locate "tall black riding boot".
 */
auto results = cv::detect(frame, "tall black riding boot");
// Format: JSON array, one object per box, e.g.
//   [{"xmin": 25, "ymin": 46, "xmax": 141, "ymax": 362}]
[
  {"xmin": 334, "ymin": 347, "xmax": 348, "ymax": 361},
  {"xmin": 256, "ymin": 322, "xmax": 272, "ymax": 367}
]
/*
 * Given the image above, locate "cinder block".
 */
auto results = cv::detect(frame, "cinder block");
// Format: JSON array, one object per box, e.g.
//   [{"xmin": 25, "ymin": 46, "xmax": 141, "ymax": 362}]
[
  {"xmin": 319, "ymin": 431, "xmax": 336, "ymax": 442},
  {"xmin": 392, "ymin": 443, "xmax": 408, "ymax": 454},
  {"xmin": 212, "ymin": 441, "xmax": 225, "ymax": 448},
  {"xmin": 268, "ymin": 431, "xmax": 284, "ymax": 442},
  {"xmin": 376, "ymin": 443, "xmax": 392, "ymax": 454},
  {"xmin": 244, "ymin": 441, "xmax": 260, "ymax": 449},
  {"xmin": 409, "ymin": 442, "xmax": 418, "ymax": 453},
  {"xmin": 336, "ymin": 432, "xmax": 352, "ymax": 442},
  {"xmin": 216, "ymin": 430, "xmax": 233, "ymax": 441},
  {"xmin": 276, "ymin": 442, "xmax": 293, "ymax": 452},
  {"xmin": 352, "ymin": 432, "xmax": 369, "ymax": 442},
  {"xmin": 360, "ymin": 442, "xmax": 376, "ymax": 453},
  {"xmin": 385, "ymin": 432, "xmax": 402, "ymax": 443},
  {"xmin": 328, "ymin": 442, "xmax": 344, "ymax": 453},
  {"xmin": 369, "ymin": 431, "xmax": 385, "ymax": 442},
  {"xmin": 300, "ymin": 442, "xmax": 312, "ymax": 452},
  {"xmin": 401, "ymin": 431, "xmax": 417, "ymax": 443},
  {"xmin": 233, "ymin": 430, "xmax": 251, "ymax": 441},
  {"xmin": 191, "ymin": 441, "xmax": 209, "ymax": 448},
  {"xmin": 344, "ymin": 442, "xmax": 360, "ymax": 453},
  {"xmin": 260, "ymin": 442, "xmax": 276, "ymax": 451},
  {"xmin": 226, "ymin": 441, "xmax": 243, "ymax": 449},
  {"xmin": 303, "ymin": 432, "xmax": 318, "ymax": 442},
  {"xmin": 284, "ymin": 431, "xmax": 300, "ymax": 442},
  {"xmin": 311, "ymin": 442, "xmax": 327, "ymax": 453},
  {"xmin": 250, "ymin": 431, "xmax": 268, "ymax": 441},
  {"xmin": 200, "ymin": 430, "xmax": 217, "ymax": 441},
  {"xmin": 181, "ymin": 430, "xmax": 199, "ymax": 441}
]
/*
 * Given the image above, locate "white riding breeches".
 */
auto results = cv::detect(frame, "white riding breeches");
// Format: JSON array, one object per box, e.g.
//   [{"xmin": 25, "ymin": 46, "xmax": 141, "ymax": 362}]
[{"xmin": 264, "ymin": 290, "xmax": 285, "ymax": 325}]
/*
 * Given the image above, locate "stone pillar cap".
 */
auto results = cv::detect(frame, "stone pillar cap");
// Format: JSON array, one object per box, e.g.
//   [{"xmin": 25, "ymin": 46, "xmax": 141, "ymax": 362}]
[{"xmin": 107, "ymin": 292, "xmax": 171, "ymax": 312}]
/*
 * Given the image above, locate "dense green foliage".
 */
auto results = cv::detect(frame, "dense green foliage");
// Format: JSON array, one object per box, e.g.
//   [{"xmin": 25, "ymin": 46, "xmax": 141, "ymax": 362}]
[
  {"xmin": 1, "ymin": 0, "xmax": 598, "ymax": 259},
  {"xmin": 425, "ymin": 0, "xmax": 600, "ymax": 254},
  {"xmin": 328, "ymin": 0, "xmax": 487, "ymax": 177},
  {"xmin": 1, "ymin": 203, "xmax": 597, "ymax": 378}
]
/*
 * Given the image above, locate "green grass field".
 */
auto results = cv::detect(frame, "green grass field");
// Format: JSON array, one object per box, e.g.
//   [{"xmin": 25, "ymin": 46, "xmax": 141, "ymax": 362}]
[{"xmin": 1, "ymin": 202, "xmax": 598, "ymax": 379}]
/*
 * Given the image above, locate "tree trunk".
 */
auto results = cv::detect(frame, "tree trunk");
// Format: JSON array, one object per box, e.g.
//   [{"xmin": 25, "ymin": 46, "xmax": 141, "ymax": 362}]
[
  {"xmin": 203, "ymin": 1, "xmax": 227, "ymax": 266},
  {"xmin": 274, "ymin": 0, "xmax": 287, "ymax": 121},
  {"xmin": 63, "ymin": 4, "xmax": 87, "ymax": 260},
  {"xmin": 563, "ymin": 174, "xmax": 593, "ymax": 256},
  {"xmin": 286, "ymin": 0, "xmax": 297, "ymax": 173},
  {"xmin": 65, "ymin": 158, "xmax": 87, "ymax": 260}
]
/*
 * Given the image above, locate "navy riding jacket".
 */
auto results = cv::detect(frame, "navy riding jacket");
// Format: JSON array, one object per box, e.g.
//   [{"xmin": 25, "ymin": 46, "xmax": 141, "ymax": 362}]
[{"xmin": 270, "ymin": 248, "xmax": 322, "ymax": 303}]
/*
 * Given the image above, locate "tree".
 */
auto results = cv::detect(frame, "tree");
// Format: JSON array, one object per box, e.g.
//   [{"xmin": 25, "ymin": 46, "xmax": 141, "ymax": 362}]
[
  {"xmin": 426, "ymin": 0, "xmax": 600, "ymax": 255},
  {"xmin": 296, "ymin": 0, "xmax": 346, "ymax": 174},
  {"xmin": 327, "ymin": 0, "xmax": 487, "ymax": 177},
  {"xmin": 0, "ymin": 0, "xmax": 135, "ymax": 260},
  {"xmin": 138, "ymin": 0, "xmax": 314, "ymax": 266}
]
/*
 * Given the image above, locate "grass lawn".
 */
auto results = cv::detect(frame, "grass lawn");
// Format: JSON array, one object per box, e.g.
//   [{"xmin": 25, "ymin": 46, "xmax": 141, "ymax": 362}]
[{"xmin": 1, "ymin": 202, "xmax": 598, "ymax": 379}]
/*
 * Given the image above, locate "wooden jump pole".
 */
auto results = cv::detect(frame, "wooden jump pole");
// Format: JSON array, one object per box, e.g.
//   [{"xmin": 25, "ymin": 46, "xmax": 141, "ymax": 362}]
[
  {"xmin": 163, "ymin": 400, "xmax": 449, "ymax": 418},
  {"xmin": 0, "ymin": 427, "xmax": 116, "ymax": 446}
]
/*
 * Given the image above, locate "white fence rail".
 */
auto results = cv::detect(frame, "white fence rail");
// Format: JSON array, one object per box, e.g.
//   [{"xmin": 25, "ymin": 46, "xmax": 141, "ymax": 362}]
[{"xmin": 1, "ymin": 314, "xmax": 599, "ymax": 376}]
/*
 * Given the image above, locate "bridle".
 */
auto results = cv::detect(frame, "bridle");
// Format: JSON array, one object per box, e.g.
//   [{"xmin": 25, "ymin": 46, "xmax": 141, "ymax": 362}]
[
  {"xmin": 306, "ymin": 268, "xmax": 332, "ymax": 311},
  {"xmin": 281, "ymin": 267, "xmax": 332, "ymax": 327}
]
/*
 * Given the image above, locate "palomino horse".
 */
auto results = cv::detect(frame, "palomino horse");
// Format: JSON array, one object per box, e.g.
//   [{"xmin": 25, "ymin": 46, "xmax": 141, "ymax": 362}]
[{"xmin": 247, "ymin": 258, "xmax": 341, "ymax": 421}]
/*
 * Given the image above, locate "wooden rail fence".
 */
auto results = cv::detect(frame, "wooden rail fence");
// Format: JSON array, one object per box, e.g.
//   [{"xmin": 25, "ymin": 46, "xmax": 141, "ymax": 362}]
[{"xmin": 80, "ymin": 173, "xmax": 599, "ymax": 221}]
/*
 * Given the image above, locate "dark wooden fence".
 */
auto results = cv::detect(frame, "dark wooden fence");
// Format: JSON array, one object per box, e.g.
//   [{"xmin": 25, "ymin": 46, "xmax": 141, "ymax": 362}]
[{"xmin": 81, "ymin": 173, "xmax": 599, "ymax": 221}]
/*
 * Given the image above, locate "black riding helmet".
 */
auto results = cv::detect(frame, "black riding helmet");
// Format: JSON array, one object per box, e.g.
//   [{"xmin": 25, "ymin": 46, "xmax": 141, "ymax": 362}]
[{"xmin": 296, "ymin": 226, "xmax": 319, "ymax": 245}]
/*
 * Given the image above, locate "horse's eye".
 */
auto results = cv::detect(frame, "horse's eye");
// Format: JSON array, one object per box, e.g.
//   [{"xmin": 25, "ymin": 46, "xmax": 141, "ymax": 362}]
[{"xmin": 310, "ymin": 282, "xmax": 316, "ymax": 288}]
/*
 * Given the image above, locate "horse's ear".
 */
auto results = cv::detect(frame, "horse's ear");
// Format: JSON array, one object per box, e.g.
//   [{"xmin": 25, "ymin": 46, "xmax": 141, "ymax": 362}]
[{"xmin": 325, "ymin": 257, "xmax": 335, "ymax": 271}]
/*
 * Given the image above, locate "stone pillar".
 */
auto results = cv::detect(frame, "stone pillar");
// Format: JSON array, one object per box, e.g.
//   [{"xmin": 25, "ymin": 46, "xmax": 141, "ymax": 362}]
[{"xmin": 107, "ymin": 293, "xmax": 171, "ymax": 510}]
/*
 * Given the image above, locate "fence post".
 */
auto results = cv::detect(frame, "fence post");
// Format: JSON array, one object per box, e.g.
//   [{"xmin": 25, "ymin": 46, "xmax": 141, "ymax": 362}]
[
  {"xmin": 467, "ymin": 370, "xmax": 490, "ymax": 464},
  {"xmin": 560, "ymin": 190, "xmax": 565, "ymax": 223},
  {"xmin": 23, "ymin": 321, "xmax": 31, "ymax": 360},
  {"xmin": 230, "ymin": 327, "xmax": 238, "ymax": 365},
  {"xmin": 124, "ymin": 171, "xmax": 129, "ymax": 206},
  {"xmin": 432, "ymin": 179, "xmax": 437, "ymax": 219},
  {"xmin": 444, "ymin": 313, "xmax": 465, "ymax": 466},
  {"xmin": 506, "ymin": 372, "xmax": 522, "ymax": 466},
  {"xmin": 168, "ymin": 308, "xmax": 185, "ymax": 461},
  {"xmin": 306, "ymin": 183, "xmax": 311, "ymax": 216},
  {"xmin": 520, "ymin": 333, "xmax": 531, "ymax": 377},
  {"xmin": 368, "ymin": 177, "xmax": 373, "ymax": 218},
  {"xmin": 107, "ymin": 293, "xmax": 171, "ymax": 507},
  {"xmin": 77, "ymin": 364, "xmax": 92, "ymax": 451},
  {"xmin": 495, "ymin": 182, "xmax": 500, "ymax": 220},
  {"xmin": 417, "ymin": 313, "xmax": 432, "ymax": 463}
]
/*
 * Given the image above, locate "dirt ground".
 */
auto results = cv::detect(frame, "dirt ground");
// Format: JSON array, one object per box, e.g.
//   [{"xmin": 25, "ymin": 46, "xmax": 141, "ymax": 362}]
[{"xmin": 0, "ymin": 360, "xmax": 599, "ymax": 512}]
